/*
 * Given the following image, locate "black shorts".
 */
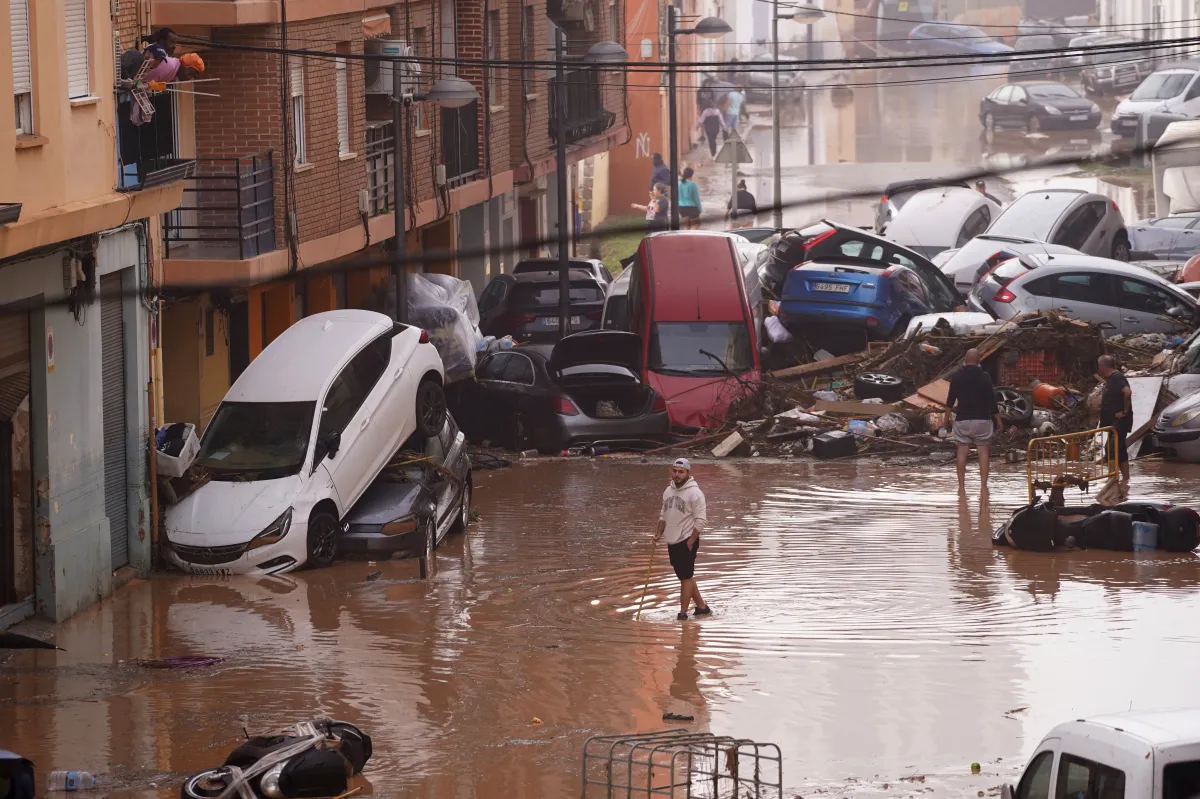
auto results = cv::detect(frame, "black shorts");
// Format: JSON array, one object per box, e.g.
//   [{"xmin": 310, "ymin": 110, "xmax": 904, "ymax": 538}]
[
  {"xmin": 679, "ymin": 206, "xmax": 701, "ymax": 219},
  {"xmin": 1107, "ymin": 424, "xmax": 1129, "ymax": 463},
  {"xmin": 667, "ymin": 538, "xmax": 700, "ymax": 581}
]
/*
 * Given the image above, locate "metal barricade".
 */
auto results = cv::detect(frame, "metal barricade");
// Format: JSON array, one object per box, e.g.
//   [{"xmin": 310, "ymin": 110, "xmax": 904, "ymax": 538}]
[{"xmin": 1026, "ymin": 426, "xmax": 1119, "ymax": 504}]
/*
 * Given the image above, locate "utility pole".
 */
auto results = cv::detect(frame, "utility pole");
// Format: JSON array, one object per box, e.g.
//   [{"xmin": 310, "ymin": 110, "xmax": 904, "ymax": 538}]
[
  {"xmin": 771, "ymin": 0, "xmax": 783, "ymax": 230},
  {"xmin": 555, "ymin": 26, "xmax": 571, "ymax": 338},
  {"xmin": 667, "ymin": 5, "xmax": 680, "ymax": 231}
]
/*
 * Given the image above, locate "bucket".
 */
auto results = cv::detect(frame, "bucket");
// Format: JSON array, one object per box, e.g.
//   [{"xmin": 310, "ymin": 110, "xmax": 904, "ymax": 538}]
[{"xmin": 1133, "ymin": 521, "xmax": 1158, "ymax": 552}]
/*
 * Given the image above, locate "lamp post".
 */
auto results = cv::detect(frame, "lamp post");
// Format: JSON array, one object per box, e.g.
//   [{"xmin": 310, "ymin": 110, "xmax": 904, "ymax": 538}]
[
  {"xmin": 391, "ymin": 73, "xmax": 478, "ymax": 323},
  {"xmin": 771, "ymin": 1, "xmax": 824, "ymax": 230},
  {"xmin": 666, "ymin": 8, "xmax": 732, "ymax": 231},
  {"xmin": 552, "ymin": 34, "xmax": 628, "ymax": 338}
]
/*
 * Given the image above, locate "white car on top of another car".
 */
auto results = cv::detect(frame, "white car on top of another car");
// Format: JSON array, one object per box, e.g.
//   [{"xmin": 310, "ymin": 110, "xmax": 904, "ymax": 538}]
[
  {"xmin": 165, "ymin": 310, "xmax": 448, "ymax": 576},
  {"xmin": 883, "ymin": 186, "xmax": 1000, "ymax": 259}
]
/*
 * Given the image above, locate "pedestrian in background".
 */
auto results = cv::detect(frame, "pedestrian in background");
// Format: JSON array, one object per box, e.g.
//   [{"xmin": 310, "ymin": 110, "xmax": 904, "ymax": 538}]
[
  {"xmin": 632, "ymin": 183, "xmax": 670, "ymax": 231},
  {"xmin": 946, "ymin": 348, "xmax": 1004, "ymax": 494},
  {"xmin": 726, "ymin": 179, "xmax": 757, "ymax": 228},
  {"xmin": 697, "ymin": 106, "xmax": 726, "ymax": 158},
  {"xmin": 722, "ymin": 87, "xmax": 745, "ymax": 137},
  {"xmin": 1098, "ymin": 355, "xmax": 1133, "ymax": 491},
  {"xmin": 649, "ymin": 153, "xmax": 670, "ymax": 190},
  {"xmin": 655, "ymin": 458, "xmax": 711, "ymax": 621},
  {"xmin": 677, "ymin": 167, "xmax": 702, "ymax": 230}
]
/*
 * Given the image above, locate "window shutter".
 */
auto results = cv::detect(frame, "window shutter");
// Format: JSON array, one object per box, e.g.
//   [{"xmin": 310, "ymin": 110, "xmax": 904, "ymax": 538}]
[
  {"xmin": 10, "ymin": 0, "xmax": 31, "ymax": 95},
  {"xmin": 335, "ymin": 57, "xmax": 349, "ymax": 154},
  {"xmin": 64, "ymin": 0, "xmax": 89, "ymax": 98},
  {"xmin": 290, "ymin": 60, "xmax": 303, "ymax": 97}
]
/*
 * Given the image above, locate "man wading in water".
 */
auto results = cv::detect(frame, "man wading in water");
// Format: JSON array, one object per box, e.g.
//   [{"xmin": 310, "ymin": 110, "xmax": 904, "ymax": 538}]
[
  {"xmin": 655, "ymin": 459, "xmax": 711, "ymax": 620},
  {"xmin": 946, "ymin": 348, "xmax": 1004, "ymax": 495}
]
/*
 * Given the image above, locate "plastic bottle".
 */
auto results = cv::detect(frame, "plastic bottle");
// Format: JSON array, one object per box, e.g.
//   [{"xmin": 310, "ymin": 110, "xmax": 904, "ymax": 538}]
[{"xmin": 47, "ymin": 771, "xmax": 98, "ymax": 791}]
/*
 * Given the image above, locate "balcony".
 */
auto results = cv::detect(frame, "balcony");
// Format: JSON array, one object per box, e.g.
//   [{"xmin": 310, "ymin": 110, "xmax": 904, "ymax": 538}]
[
  {"xmin": 117, "ymin": 93, "xmax": 196, "ymax": 191},
  {"xmin": 442, "ymin": 101, "xmax": 480, "ymax": 188},
  {"xmin": 163, "ymin": 153, "xmax": 276, "ymax": 260},
  {"xmin": 365, "ymin": 122, "xmax": 395, "ymax": 217},
  {"xmin": 548, "ymin": 71, "xmax": 616, "ymax": 145}
]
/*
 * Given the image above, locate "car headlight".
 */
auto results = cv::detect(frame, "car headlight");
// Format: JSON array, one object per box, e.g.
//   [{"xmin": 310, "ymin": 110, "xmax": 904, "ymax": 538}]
[
  {"xmin": 1171, "ymin": 406, "xmax": 1200, "ymax": 428},
  {"xmin": 246, "ymin": 508, "xmax": 293, "ymax": 551},
  {"xmin": 1044, "ymin": 105, "xmax": 1062, "ymax": 115},
  {"xmin": 380, "ymin": 516, "xmax": 420, "ymax": 536}
]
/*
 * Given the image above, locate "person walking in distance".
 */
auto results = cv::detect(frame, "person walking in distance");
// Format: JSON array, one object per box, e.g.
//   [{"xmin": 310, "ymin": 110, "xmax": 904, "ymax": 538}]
[
  {"xmin": 946, "ymin": 348, "xmax": 1004, "ymax": 493},
  {"xmin": 697, "ymin": 105, "xmax": 726, "ymax": 158},
  {"xmin": 1098, "ymin": 355, "xmax": 1133, "ymax": 491},
  {"xmin": 677, "ymin": 167, "xmax": 702, "ymax": 230},
  {"xmin": 721, "ymin": 86, "xmax": 746, "ymax": 137},
  {"xmin": 655, "ymin": 458, "xmax": 711, "ymax": 620},
  {"xmin": 649, "ymin": 153, "xmax": 671, "ymax": 190}
]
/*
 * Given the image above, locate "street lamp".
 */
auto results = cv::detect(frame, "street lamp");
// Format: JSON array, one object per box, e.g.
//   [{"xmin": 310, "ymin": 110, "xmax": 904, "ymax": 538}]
[
  {"xmin": 553, "ymin": 33, "xmax": 629, "ymax": 337},
  {"xmin": 771, "ymin": 1, "xmax": 825, "ymax": 230},
  {"xmin": 391, "ymin": 68, "xmax": 479, "ymax": 323},
  {"xmin": 666, "ymin": 7, "xmax": 732, "ymax": 231}
]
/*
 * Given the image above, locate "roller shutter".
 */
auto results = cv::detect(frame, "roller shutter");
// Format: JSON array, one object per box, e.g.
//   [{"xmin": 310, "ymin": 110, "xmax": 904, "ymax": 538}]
[{"xmin": 100, "ymin": 273, "xmax": 128, "ymax": 569}]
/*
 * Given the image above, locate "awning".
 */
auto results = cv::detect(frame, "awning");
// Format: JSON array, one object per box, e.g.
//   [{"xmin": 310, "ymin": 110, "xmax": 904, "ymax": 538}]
[{"xmin": 363, "ymin": 12, "xmax": 392, "ymax": 38}]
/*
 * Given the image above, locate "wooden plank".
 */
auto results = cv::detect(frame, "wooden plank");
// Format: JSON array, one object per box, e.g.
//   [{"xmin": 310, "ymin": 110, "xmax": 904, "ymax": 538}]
[
  {"xmin": 711, "ymin": 431, "xmax": 744, "ymax": 458},
  {"xmin": 917, "ymin": 379, "xmax": 952, "ymax": 406},
  {"xmin": 770, "ymin": 351, "xmax": 865, "ymax": 379},
  {"xmin": 812, "ymin": 399, "xmax": 899, "ymax": 417}
]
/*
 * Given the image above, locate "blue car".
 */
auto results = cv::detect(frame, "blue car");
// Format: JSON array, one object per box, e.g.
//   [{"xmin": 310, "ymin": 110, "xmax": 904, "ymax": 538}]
[{"xmin": 908, "ymin": 23, "xmax": 1014, "ymax": 58}]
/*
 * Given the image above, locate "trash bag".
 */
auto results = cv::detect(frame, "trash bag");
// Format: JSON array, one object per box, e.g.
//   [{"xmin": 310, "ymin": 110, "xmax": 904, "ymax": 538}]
[
  {"xmin": 764, "ymin": 315, "xmax": 793, "ymax": 344},
  {"xmin": 875, "ymin": 413, "xmax": 910, "ymax": 435},
  {"xmin": 407, "ymin": 274, "xmax": 482, "ymax": 376}
]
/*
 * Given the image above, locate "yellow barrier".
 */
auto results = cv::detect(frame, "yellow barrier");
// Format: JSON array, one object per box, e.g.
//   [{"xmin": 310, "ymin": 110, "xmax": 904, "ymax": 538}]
[{"xmin": 1026, "ymin": 426, "xmax": 1120, "ymax": 504}]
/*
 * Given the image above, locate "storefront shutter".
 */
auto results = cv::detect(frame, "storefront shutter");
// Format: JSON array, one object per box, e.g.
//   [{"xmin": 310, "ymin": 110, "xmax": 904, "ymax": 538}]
[{"xmin": 100, "ymin": 273, "xmax": 129, "ymax": 569}]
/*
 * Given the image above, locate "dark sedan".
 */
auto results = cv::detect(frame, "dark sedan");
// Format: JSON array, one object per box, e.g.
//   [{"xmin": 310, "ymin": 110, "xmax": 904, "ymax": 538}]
[
  {"xmin": 980, "ymin": 82, "xmax": 1101, "ymax": 133},
  {"xmin": 478, "ymin": 268, "xmax": 608, "ymax": 343},
  {"xmin": 448, "ymin": 331, "xmax": 669, "ymax": 454}
]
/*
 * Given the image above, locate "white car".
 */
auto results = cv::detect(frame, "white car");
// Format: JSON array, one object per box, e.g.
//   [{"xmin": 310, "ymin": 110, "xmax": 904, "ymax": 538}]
[
  {"xmin": 936, "ymin": 233, "xmax": 1082, "ymax": 295},
  {"xmin": 165, "ymin": 310, "xmax": 447, "ymax": 576},
  {"xmin": 883, "ymin": 186, "xmax": 1000, "ymax": 259},
  {"xmin": 1111, "ymin": 64, "xmax": 1200, "ymax": 138}
]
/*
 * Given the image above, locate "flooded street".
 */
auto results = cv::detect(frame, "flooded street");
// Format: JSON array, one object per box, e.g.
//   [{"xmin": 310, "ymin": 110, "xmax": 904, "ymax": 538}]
[{"xmin": 6, "ymin": 459, "xmax": 1200, "ymax": 797}]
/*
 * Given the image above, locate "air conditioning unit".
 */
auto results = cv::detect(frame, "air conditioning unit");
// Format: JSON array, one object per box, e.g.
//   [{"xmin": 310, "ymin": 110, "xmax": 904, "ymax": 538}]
[{"xmin": 365, "ymin": 38, "xmax": 420, "ymax": 96}]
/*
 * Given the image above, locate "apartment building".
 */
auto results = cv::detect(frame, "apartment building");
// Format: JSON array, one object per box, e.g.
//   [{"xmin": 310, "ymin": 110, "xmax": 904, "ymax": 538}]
[
  {"xmin": 0, "ymin": 0, "xmax": 184, "ymax": 624},
  {"xmin": 147, "ymin": 0, "xmax": 630, "ymax": 431}
]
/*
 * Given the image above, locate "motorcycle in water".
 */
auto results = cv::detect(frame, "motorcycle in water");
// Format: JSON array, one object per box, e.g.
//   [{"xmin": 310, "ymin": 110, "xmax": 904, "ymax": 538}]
[
  {"xmin": 181, "ymin": 719, "xmax": 372, "ymax": 799},
  {"xmin": 993, "ymin": 499, "xmax": 1200, "ymax": 552}
]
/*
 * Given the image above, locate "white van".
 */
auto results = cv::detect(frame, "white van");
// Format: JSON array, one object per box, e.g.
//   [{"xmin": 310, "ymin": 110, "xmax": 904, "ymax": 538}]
[{"xmin": 1112, "ymin": 62, "xmax": 1200, "ymax": 137}]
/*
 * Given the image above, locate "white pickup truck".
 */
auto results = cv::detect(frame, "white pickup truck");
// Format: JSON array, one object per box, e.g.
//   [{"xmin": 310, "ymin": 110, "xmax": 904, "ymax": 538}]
[{"xmin": 1002, "ymin": 710, "xmax": 1200, "ymax": 799}]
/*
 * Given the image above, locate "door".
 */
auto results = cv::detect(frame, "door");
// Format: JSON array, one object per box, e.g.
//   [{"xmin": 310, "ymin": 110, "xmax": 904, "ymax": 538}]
[
  {"xmin": 1018, "ymin": 274, "xmax": 1060, "ymax": 314},
  {"xmin": 1008, "ymin": 86, "xmax": 1029, "ymax": 126},
  {"xmin": 0, "ymin": 309, "xmax": 30, "ymax": 606},
  {"xmin": 1015, "ymin": 749, "xmax": 1056, "ymax": 799},
  {"xmin": 1051, "ymin": 271, "xmax": 1122, "ymax": 329},
  {"xmin": 456, "ymin": 353, "xmax": 508, "ymax": 441},
  {"xmin": 1115, "ymin": 275, "xmax": 1193, "ymax": 333},
  {"xmin": 1169, "ymin": 217, "xmax": 1200, "ymax": 259},
  {"xmin": 1132, "ymin": 217, "xmax": 1194, "ymax": 258},
  {"xmin": 315, "ymin": 339, "xmax": 390, "ymax": 513},
  {"xmin": 100, "ymin": 272, "xmax": 130, "ymax": 569}
]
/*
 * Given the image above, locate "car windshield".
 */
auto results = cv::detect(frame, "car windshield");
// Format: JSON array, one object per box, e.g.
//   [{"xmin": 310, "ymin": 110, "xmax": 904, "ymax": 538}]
[
  {"xmin": 1029, "ymin": 84, "xmax": 1080, "ymax": 99},
  {"xmin": 648, "ymin": 322, "xmax": 754, "ymax": 376},
  {"xmin": 1131, "ymin": 72, "xmax": 1194, "ymax": 100},
  {"xmin": 511, "ymin": 281, "xmax": 605, "ymax": 308},
  {"xmin": 1089, "ymin": 40, "xmax": 1132, "ymax": 63},
  {"xmin": 195, "ymin": 401, "xmax": 316, "ymax": 480},
  {"xmin": 988, "ymin": 193, "xmax": 1079, "ymax": 240}
]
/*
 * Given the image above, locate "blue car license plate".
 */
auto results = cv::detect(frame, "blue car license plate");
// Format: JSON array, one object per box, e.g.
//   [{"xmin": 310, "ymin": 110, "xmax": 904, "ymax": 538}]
[{"xmin": 812, "ymin": 282, "xmax": 850, "ymax": 293}]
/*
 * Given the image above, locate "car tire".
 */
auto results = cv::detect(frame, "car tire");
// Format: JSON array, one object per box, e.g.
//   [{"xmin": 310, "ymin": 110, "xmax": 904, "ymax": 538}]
[
  {"xmin": 451, "ymin": 475, "xmax": 472, "ymax": 534},
  {"xmin": 983, "ymin": 112, "xmax": 996, "ymax": 133},
  {"xmin": 995, "ymin": 387, "xmax": 1034, "ymax": 428},
  {"xmin": 1026, "ymin": 115, "xmax": 1041, "ymax": 134},
  {"xmin": 415, "ymin": 378, "xmax": 447, "ymax": 438},
  {"xmin": 854, "ymin": 372, "xmax": 905, "ymax": 403},
  {"xmin": 1112, "ymin": 234, "xmax": 1131, "ymax": 262},
  {"xmin": 306, "ymin": 509, "xmax": 339, "ymax": 570}
]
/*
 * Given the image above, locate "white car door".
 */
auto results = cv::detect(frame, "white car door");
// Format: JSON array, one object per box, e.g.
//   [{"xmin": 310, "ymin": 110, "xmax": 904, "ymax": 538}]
[{"xmin": 1114, "ymin": 275, "xmax": 1195, "ymax": 334}]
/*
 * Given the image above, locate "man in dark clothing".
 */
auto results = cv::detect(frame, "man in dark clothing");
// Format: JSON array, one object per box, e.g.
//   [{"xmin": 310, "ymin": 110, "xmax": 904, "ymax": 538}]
[
  {"xmin": 726, "ymin": 179, "xmax": 758, "ymax": 228},
  {"xmin": 1098, "ymin": 355, "xmax": 1133, "ymax": 487},
  {"xmin": 649, "ymin": 153, "xmax": 671, "ymax": 190},
  {"xmin": 946, "ymin": 348, "xmax": 1004, "ymax": 493}
]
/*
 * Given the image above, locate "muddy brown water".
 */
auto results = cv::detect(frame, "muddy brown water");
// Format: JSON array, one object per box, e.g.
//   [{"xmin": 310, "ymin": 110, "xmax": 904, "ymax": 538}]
[{"xmin": 5, "ymin": 459, "xmax": 1200, "ymax": 798}]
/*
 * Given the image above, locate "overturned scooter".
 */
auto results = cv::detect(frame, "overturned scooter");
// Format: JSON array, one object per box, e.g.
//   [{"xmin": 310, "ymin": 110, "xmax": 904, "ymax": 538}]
[
  {"xmin": 180, "ymin": 719, "xmax": 371, "ymax": 799},
  {"xmin": 993, "ymin": 499, "xmax": 1200, "ymax": 552}
]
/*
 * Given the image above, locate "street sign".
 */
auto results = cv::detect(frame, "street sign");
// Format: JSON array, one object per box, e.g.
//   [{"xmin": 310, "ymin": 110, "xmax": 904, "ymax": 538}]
[{"xmin": 715, "ymin": 130, "xmax": 753, "ymax": 165}]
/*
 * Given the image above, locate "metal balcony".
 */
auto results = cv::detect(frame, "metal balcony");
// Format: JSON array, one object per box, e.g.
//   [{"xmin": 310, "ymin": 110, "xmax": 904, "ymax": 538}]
[
  {"xmin": 163, "ymin": 152, "xmax": 276, "ymax": 260},
  {"xmin": 548, "ymin": 71, "xmax": 616, "ymax": 145}
]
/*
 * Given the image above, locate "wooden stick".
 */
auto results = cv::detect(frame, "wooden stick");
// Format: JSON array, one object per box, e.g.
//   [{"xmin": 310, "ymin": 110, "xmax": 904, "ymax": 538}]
[
  {"xmin": 634, "ymin": 537, "xmax": 658, "ymax": 621},
  {"xmin": 642, "ymin": 431, "xmax": 728, "ymax": 455}
]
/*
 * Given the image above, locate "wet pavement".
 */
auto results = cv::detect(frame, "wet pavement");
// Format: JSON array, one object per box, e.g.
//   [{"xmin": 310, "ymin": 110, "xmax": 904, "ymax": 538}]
[{"xmin": 5, "ymin": 459, "xmax": 1200, "ymax": 797}]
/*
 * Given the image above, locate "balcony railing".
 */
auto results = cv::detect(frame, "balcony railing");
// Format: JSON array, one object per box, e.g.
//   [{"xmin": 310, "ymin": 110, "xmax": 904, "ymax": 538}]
[
  {"xmin": 548, "ymin": 70, "xmax": 616, "ymax": 145},
  {"xmin": 365, "ymin": 122, "xmax": 395, "ymax": 217},
  {"xmin": 163, "ymin": 152, "xmax": 276, "ymax": 260},
  {"xmin": 442, "ymin": 101, "xmax": 480, "ymax": 188}
]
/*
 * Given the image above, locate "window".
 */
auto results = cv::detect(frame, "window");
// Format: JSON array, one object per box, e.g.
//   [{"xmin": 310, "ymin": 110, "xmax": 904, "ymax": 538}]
[
  {"xmin": 478, "ymin": 279, "xmax": 508, "ymax": 313},
  {"xmin": 1011, "ymin": 86, "xmax": 1027, "ymax": 104},
  {"xmin": 317, "ymin": 338, "xmax": 389, "ymax": 444},
  {"xmin": 411, "ymin": 29, "xmax": 427, "ymax": 130},
  {"xmin": 1186, "ymin": 77, "xmax": 1200, "ymax": 100},
  {"xmin": 439, "ymin": 0, "xmax": 457, "ymax": 76},
  {"xmin": 522, "ymin": 5, "xmax": 535, "ymax": 96},
  {"xmin": 477, "ymin": 353, "xmax": 512, "ymax": 380},
  {"xmin": 610, "ymin": 0, "xmax": 620, "ymax": 42},
  {"xmin": 64, "ymin": 0, "xmax": 89, "ymax": 99},
  {"xmin": 11, "ymin": 0, "xmax": 32, "ymax": 134},
  {"xmin": 1053, "ymin": 202, "xmax": 1106, "ymax": 249},
  {"xmin": 500, "ymin": 353, "xmax": 536, "ymax": 384},
  {"xmin": 1055, "ymin": 272, "xmax": 1111, "ymax": 305},
  {"xmin": 1117, "ymin": 278, "xmax": 1180, "ymax": 313},
  {"xmin": 1015, "ymin": 751, "xmax": 1053, "ymax": 799},
  {"xmin": 196, "ymin": 401, "xmax": 317, "ymax": 480},
  {"xmin": 290, "ymin": 61, "xmax": 307, "ymax": 164},
  {"xmin": 1024, "ymin": 275, "xmax": 1057, "ymax": 297},
  {"xmin": 335, "ymin": 53, "xmax": 351, "ymax": 155},
  {"xmin": 1055, "ymin": 754, "xmax": 1125, "ymax": 799},
  {"xmin": 510, "ymin": 281, "xmax": 605, "ymax": 308},
  {"xmin": 958, "ymin": 207, "xmax": 992, "ymax": 246},
  {"xmin": 1152, "ymin": 216, "xmax": 1197, "ymax": 228},
  {"xmin": 648, "ymin": 322, "xmax": 755, "ymax": 376},
  {"xmin": 487, "ymin": 11, "xmax": 501, "ymax": 105},
  {"xmin": 839, "ymin": 240, "xmax": 885, "ymax": 260},
  {"xmin": 1163, "ymin": 759, "xmax": 1200, "ymax": 799}
]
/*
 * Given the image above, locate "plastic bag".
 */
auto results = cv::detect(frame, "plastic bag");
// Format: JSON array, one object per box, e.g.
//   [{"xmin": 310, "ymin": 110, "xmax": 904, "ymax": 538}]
[
  {"xmin": 764, "ymin": 315, "xmax": 793, "ymax": 344},
  {"xmin": 875, "ymin": 413, "xmax": 910, "ymax": 435},
  {"xmin": 407, "ymin": 273, "xmax": 482, "ymax": 376}
]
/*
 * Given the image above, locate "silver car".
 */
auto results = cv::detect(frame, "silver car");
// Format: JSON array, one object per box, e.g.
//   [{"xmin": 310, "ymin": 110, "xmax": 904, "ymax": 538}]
[
  {"xmin": 936, "ymin": 233, "xmax": 1082, "ymax": 296},
  {"xmin": 967, "ymin": 252, "xmax": 1199, "ymax": 335},
  {"xmin": 985, "ymin": 188, "xmax": 1132, "ymax": 261},
  {"xmin": 1153, "ymin": 389, "xmax": 1200, "ymax": 462}
]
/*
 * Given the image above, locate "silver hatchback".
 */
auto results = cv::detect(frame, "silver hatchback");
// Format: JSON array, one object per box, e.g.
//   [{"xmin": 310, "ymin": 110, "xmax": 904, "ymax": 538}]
[
  {"xmin": 985, "ymin": 188, "xmax": 1131, "ymax": 261},
  {"xmin": 967, "ymin": 253, "xmax": 1199, "ymax": 335}
]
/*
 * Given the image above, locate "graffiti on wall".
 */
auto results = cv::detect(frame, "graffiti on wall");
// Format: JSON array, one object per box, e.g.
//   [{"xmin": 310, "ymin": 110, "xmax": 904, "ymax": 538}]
[{"xmin": 634, "ymin": 132, "xmax": 652, "ymax": 159}]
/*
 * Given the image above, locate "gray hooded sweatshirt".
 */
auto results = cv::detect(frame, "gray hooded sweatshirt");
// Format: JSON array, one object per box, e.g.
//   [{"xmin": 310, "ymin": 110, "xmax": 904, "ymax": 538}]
[{"xmin": 660, "ymin": 477, "xmax": 707, "ymax": 545}]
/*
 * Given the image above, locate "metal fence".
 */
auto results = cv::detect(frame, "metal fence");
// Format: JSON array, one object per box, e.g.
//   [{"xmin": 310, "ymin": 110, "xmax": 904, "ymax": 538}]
[
  {"xmin": 1026, "ymin": 426, "xmax": 1120, "ymax": 503},
  {"xmin": 164, "ymin": 152, "xmax": 276, "ymax": 260},
  {"xmin": 365, "ymin": 122, "xmax": 395, "ymax": 217}
]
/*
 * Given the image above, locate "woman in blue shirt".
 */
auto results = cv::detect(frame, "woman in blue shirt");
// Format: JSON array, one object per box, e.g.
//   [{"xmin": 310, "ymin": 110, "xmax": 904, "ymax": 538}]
[{"xmin": 677, "ymin": 168, "xmax": 702, "ymax": 230}]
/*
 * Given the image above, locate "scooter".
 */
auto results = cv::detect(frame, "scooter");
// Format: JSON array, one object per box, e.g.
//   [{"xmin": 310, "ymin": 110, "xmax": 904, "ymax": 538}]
[
  {"xmin": 993, "ymin": 499, "xmax": 1200, "ymax": 552},
  {"xmin": 180, "ymin": 719, "xmax": 371, "ymax": 799}
]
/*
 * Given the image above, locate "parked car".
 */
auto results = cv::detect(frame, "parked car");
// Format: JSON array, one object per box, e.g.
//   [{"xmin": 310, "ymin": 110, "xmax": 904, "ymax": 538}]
[
  {"xmin": 512, "ymin": 256, "xmax": 612, "ymax": 284},
  {"xmin": 874, "ymin": 178, "xmax": 973, "ymax": 234},
  {"xmin": 1111, "ymin": 62, "xmax": 1200, "ymax": 137},
  {"xmin": 760, "ymin": 220, "xmax": 963, "ymax": 305},
  {"xmin": 1153, "ymin": 389, "xmax": 1200, "ymax": 461},
  {"xmin": 1080, "ymin": 36, "xmax": 1155, "ymax": 95},
  {"xmin": 967, "ymin": 252, "xmax": 1199, "ymax": 334},
  {"xmin": 1062, "ymin": 31, "xmax": 1111, "ymax": 73},
  {"xmin": 985, "ymin": 188, "xmax": 1130, "ymax": 260},
  {"xmin": 1126, "ymin": 212, "xmax": 1200, "ymax": 260},
  {"xmin": 936, "ymin": 233, "xmax": 1081, "ymax": 295},
  {"xmin": 165, "ymin": 310, "xmax": 447, "ymax": 576},
  {"xmin": 746, "ymin": 53, "xmax": 804, "ymax": 103},
  {"xmin": 448, "ymin": 331, "xmax": 669, "ymax": 452},
  {"xmin": 628, "ymin": 231, "xmax": 763, "ymax": 430},
  {"xmin": 339, "ymin": 415, "xmax": 471, "ymax": 556},
  {"xmin": 1015, "ymin": 19, "xmax": 1080, "ymax": 47},
  {"xmin": 478, "ymin": 268, "xmax": 608, "ymax": 343},
  {"xmin": 1010, "ymin": 35, "xmax": 1062, "ymax": 79},
  {"xmin": 906, "ymin": 23, "xmax": 1013, "ymax": 57},
  {"xmin": 884, "ymin": 186, "xmax": 1000, "ymax": 258},
  {"xmin": 729, "ymin": 227, "xmax": 778, "ymax": 244},
  {"xmin": 980, "ymin": 81, "xmax": 1101, "ymax": 133}
]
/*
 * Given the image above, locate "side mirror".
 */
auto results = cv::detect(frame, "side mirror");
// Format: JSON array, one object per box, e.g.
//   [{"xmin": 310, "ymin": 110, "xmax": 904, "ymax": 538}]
[
  {"xmin": 324, "ymin": 432, "xmax": 341, "ymax": 459},
  {"xmin": 1167, "ymin": 305, "xmax": 1185, "ymax": 318}
]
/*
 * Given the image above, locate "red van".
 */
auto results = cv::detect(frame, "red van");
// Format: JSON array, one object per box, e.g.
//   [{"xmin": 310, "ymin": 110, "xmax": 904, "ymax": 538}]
[{"xmin": 626, "ymin": 231, "xmax": 762, "ymax": 430}]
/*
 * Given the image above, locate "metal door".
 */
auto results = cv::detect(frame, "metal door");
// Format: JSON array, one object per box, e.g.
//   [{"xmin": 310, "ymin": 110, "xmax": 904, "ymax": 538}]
[
  {"xmin": 0, "ymin": 309, "xmax": 29, "ymax": 605},
  {"xmin": 101, "ymin": 273, "xmax": 129, "ymax": 569}
]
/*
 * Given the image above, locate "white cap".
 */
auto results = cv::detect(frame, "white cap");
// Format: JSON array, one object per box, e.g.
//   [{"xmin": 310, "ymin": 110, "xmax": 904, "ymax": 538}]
[{"xmin": 672, "ymin": 458, "xmax": 691, "ymax": 471}]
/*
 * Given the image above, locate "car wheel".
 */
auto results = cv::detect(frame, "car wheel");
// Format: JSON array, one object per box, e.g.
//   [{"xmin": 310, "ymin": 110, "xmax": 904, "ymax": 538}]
[
  {"xmin": 995, "ymin": 387, "xmax": 1034, "ymax": 427},
  {"xmin": 1026, "ymin": 115, "xmax": 1041, "ymax": 134},
  {"xmin": 415, "ymin": 378, "xmax": 447, "ymax": 438},
  {"xmin": 854, "ymin": 372, "xmax": 905, "ymax": 403},
  {"xmin": 451, "ymin": 476, "xmax": 472, "ymax": 534},
  {"xmin": 305, "ymin": 509, "xmax": 339, "ymax": 569},
  {"xmin": 1112, "ymin": 234, "xmax": 1131, "ymax": 262},
  {"xmin": 984, "ymin": 112, "xmax": 996, "ymax": 132}
]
